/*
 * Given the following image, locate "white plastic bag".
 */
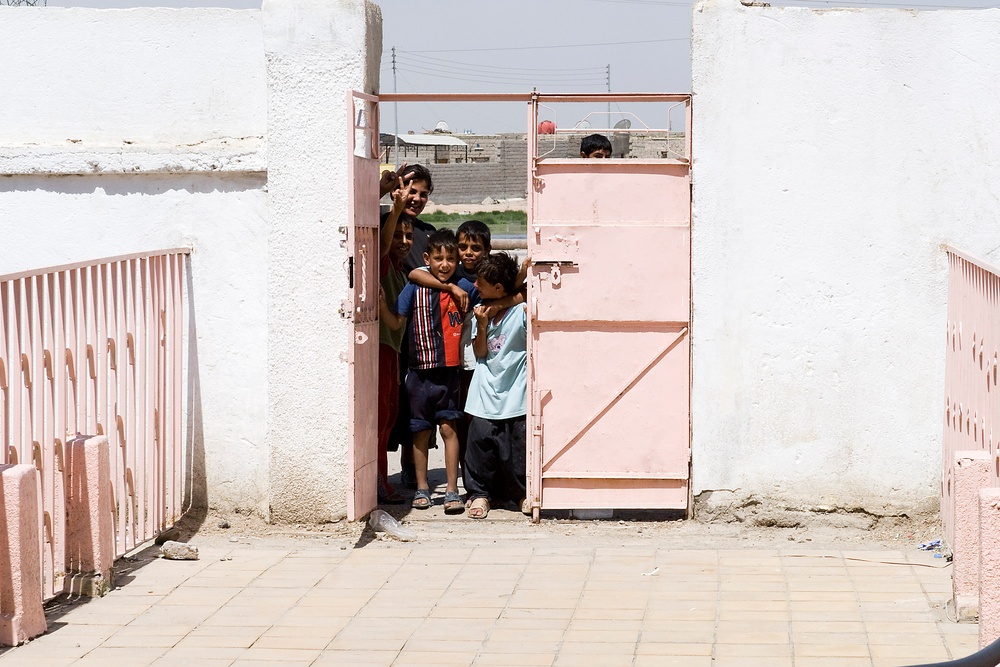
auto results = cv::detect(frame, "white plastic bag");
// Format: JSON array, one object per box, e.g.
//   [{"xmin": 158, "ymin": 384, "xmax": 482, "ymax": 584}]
[{"xmin": 368, "ymin": 509, "xmax": 417, "ymax": 542}]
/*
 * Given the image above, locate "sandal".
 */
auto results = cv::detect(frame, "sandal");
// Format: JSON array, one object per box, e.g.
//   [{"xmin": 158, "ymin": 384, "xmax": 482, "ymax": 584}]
[
  {"xmin": 443, "ymin": 490, "xmax": 465, "ymax": 515},
  {"xmin": 411, "ymin": 488, "xmax": 431, "ymax": 510},
  {"xmin": 468, "ymin": 497, "xmax": 490, "ymax": 520},
  {"xmin": 378, "ymin": 479, "xmax": 404, "ymax": 505}
]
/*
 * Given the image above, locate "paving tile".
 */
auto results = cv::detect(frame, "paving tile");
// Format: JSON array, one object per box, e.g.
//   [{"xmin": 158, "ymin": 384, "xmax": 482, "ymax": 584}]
[
  {"xmin": 312, "ymin": 649, "xmax": 397, "ymax": 666},
  {"xmin": 634, "ymin": 656, "xmax": 713, "ymax": 667},
  {"xmin": 714, "ymin": 643, "xmax": 791, "ymax": 657},
  {"xmin": 634, "ymin": 642, "xmax": 713, "ymax": 656},
  {"xmin": 473, "ymin": 652, "xmax": 555, "ymax": 665}
]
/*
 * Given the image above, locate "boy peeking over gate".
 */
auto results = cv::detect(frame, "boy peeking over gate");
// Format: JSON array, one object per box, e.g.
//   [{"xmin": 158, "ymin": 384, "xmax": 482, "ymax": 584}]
[
  {"xmin": 580, "ymin": 133, "xmax": 612, "ymax": 159},
  {"xmin": 380, "ymin": 229, "xmax": 477, "ymax": 514}
]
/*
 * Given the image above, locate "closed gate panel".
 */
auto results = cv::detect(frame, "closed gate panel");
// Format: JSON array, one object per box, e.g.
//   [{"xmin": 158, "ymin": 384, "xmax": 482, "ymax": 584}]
[{"xmin": 527, "ymin": 94, "xmax": 691, "ymax": 516}]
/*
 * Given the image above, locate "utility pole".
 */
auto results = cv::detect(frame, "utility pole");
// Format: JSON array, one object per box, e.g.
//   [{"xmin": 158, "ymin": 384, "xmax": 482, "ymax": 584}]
[
  {"xmin": 392, "ymin": 46, "xmax": 400, "ymax": 169},
  {"xmin": 606, "ymin": 63, "xmax": 612, "ymax": 136}
]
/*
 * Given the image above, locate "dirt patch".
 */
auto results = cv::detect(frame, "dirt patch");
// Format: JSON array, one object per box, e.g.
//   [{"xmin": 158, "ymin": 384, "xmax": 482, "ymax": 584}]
[{"xmin": 175, "ymin": 501, "xmax": 943, "ymax": 556}]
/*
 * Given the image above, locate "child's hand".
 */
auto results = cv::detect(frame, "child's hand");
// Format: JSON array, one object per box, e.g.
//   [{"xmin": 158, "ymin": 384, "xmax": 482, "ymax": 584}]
[
  {"xmin": 448, "ymin": 284, "xmax": 469, "ymax": 313},
  {"xmin": 473, "ymin": 304, "xmax": 489, "ymax": 326},
  {"xmin": 379, "ymin": 161, "xmax": 408, "ymax": 197},
  {"xmin": 391, "ymin": 178, "xmax": 412, "ymax": 216}
]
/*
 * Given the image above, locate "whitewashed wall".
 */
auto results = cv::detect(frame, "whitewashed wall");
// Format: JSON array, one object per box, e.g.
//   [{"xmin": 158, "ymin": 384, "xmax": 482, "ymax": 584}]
[
  {"xmin": 691, "ymin": 0, "xmax": 1000, "ymax": 514},
  {"xmin": 0, "ymin": 1, "xmax": 382, "ymax": 522}
]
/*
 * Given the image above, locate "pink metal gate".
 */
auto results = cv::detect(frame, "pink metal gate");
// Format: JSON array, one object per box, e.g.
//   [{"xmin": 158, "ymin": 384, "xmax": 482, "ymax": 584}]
[
  {"xmin": 941, "ymin": 247, "xmax": 1000, "ymax": 549},
  {"xmin": 525, "ymin": 93, "xmax": 692, "ymax": 520},
  {"xmin": 346, "ymin": 91, "xmax": 380, "ymax": 521},
  {"xmin": 1, "ymin": 249, "xmax": 187, "ymax": 599}
]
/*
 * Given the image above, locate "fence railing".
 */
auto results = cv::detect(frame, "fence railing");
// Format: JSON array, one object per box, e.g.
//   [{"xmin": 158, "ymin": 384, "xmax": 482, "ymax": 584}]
[
  {"xmin": 1, "ymin": 249, "xmax": 188, "ymax": 600},
  {"xmin": 942, "ymin": 246, "xmax": 1000, "ymax": 549}
]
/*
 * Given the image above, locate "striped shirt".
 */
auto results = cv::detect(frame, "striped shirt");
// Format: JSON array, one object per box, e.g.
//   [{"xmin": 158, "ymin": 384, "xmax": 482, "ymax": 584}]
[{"xmin": 395, "ymin": 279, "xmax": 477, "ymax": 370}]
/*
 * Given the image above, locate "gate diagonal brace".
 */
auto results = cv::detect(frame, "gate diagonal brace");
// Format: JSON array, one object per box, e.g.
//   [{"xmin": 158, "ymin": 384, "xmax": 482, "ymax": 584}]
[{"xmin": 542, "ymin": 327, "xmax": 687, "ymax": 472}]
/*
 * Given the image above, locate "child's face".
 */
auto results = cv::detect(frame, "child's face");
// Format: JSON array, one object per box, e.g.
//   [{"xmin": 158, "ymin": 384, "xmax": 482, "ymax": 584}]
[
  {"xmin": 424, "ymin": 247, "xmax": 457, "ymax": 283},
  {"xmin": 404, "ymin": 179, "xmax": 430, "ymax": 217},
  {"xmin": 582, "ymin": 148, "xmax": 611, "ymax": 159},
  {"xmin": 457, "ymin": 233, "xmax": 488, "ymax": 273},
  {"xmin": 391, "ymin": 221, "xmax": 413, "ymax": 262},
  {"xmin": 475, "ymin": 275, "xmax": 507, "ymax": 301}
]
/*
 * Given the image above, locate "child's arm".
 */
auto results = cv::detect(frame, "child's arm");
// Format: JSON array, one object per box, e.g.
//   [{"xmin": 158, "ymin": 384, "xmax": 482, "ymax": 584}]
[
  {"xmin": 407, "ymin": 268, "xmax": 470, "ymax": 313},
  {"xmin": 379, "ymin": 180, "xmax": 411, "ymax": 260},
  {"xmin": 379, "ymin": 161, "xmax": 408, "ymax": 198},
  {"xmin": 378, "ymin": 288, "xmax": 406, "ymax": 331},
  {"xmin": 472, "ymin": 305, "xmax": 489, "ymax": 359},
  {"xmin": 483, "ymin": 287, "xmax": 526, "ymax": 320}
]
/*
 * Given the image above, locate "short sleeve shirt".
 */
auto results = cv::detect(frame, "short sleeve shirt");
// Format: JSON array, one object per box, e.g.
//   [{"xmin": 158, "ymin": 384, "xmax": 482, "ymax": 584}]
[
  {"xmin": 465, "ymin": 305, "xmax": 528, "ymax": 419},
  {"xmin": 395, "ymin": 278, "xmax": 477, "ymax": 370}
]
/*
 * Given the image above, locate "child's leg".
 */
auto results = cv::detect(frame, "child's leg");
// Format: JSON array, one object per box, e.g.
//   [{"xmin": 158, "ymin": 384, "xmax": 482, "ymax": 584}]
[
  {"xmin": 376, "ymin": 345, "xmax": 399, "ymax": 496},
  {"xmin": 463, "ymin": 416, "xmax": 497, "ymax": 501},
  {"xmin": 498, "ymin": 416, "xmax": 527, "ymax": 503},
  {"xmin": 439, "ymin": 420, "xmax": 460, "ymax": 494},
  {"xmin": 412, "ymin": 429, "xmax": 431, "ymax": 492}
]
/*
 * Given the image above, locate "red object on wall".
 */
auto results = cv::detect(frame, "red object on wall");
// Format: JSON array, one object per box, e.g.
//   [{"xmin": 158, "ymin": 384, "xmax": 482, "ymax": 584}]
[{"xmin": 538, "ymin": 120, "xmax": 556, "ymax": 134}]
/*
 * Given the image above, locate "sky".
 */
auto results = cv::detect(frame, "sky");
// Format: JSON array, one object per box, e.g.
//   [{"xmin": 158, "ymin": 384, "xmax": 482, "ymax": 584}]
[{"xmin": 38, "ymin": 0, "xmax": 1000, "ymax": 134}]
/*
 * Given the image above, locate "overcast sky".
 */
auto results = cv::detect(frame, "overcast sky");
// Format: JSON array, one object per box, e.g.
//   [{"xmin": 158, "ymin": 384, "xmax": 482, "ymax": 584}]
[{"xmin": 41, "ymin": 0, "xmax": 1000, "ymax": 134}]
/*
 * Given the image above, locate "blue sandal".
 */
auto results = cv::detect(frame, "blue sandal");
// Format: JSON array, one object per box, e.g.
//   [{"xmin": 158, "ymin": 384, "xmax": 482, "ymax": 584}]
[
  {"xmin": 443, "ymin": 490, "xmax": 464, "ymax": 515},
  {"xmin": 411, "ymin": 488, "xmax": 431, "ymax": 510}
]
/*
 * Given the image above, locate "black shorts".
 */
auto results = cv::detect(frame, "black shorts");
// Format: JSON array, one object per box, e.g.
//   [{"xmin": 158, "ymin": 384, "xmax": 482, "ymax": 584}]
[{"xmin": 406, "ymin": 367, "xmax": 463, "ymax": 432}]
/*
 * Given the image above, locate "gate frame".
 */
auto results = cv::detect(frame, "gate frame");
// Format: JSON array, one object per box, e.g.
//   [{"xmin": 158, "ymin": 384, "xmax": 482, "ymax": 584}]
[{"xmin": 353, "ymin": 92, "xmax": 693, "ymax": 522}]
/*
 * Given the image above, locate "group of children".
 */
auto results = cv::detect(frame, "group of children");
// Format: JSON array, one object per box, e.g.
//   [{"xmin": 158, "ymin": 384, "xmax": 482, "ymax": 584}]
[
  {"xmin": 376, "ymin": 163, "xmax": 528, "ymax": 519},
  {"xmin": 372, "ymin": 133, "xmax": 612, "ymax": 519}
]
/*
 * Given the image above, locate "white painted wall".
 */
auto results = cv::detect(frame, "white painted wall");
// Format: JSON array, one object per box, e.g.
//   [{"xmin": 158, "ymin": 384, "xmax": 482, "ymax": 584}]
[
  {"xmin": 691, "ymin": 0, "xmax": 1000, "ymax": 514},
  {"xmin": 263, "ymin": 0, "xmax": 382, "ymax": 523},
  {"xmin": 0, "ymin": 7, "xmax": 271, "ymax": 515}
]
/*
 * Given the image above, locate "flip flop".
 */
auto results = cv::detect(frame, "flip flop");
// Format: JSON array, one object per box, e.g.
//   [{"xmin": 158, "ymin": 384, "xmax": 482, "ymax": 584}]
[
  {"xmin": 411, "ymin": 488, "xmax": 431, "ymax": 510},
  {"xmin": 443, "ymin": 490, "xmax": 465, "ymax": 515},
  {"xmin": 468, "ymin": 497, "xmax": 490, "ymax": 520}
]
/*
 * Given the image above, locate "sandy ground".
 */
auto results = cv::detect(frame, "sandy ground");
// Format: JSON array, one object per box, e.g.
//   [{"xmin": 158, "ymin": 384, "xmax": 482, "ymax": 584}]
[{"xmin": 173, "ymin": 441, "xmax": 943, "ymax": 558}]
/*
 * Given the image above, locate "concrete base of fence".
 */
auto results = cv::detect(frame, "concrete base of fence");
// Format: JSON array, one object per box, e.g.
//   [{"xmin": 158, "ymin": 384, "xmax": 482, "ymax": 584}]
[
  {"xmin": 980, "ymin": 488, "xmax": 1000, "ymax": 649},
  {"xmin": 952, "ymin": 450, "xmax": 992, "ymax": 621},
  {"xmin": 64, "ymin": 435, "xmax": 115, "ymax": 597},
  {"xmin": 0, "ymin": 464, "xmax": 47, "ymax": 646}
]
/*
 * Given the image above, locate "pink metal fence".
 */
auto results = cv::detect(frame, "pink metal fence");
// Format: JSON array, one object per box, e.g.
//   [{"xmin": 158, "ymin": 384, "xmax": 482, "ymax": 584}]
[
  {"xmin": 1, "ymin": 249, "xmax": 188, "ymax": 600},
  {"xmin": 943, "ymin": 246, "xmax": 1000, "ymax": 549}
]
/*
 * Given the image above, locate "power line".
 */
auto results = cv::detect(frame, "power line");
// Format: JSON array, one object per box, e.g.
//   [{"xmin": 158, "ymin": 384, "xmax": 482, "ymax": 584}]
[
  {"xmin": 402, "ymin": 37, "xmax": 690, "ymax": 54},
  {"xmin": 394, "ymin": 60, "xmax": 607, "ymax": 83},
  {"xmin": 396, "ymin": 51, "xmax": 607, "ymax": 73}
]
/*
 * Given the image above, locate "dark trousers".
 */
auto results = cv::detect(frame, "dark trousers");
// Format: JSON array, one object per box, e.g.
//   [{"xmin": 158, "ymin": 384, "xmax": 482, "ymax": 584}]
[{"xmin": 464, "ymin": 415, "xmax": 526, "ymax": 503}]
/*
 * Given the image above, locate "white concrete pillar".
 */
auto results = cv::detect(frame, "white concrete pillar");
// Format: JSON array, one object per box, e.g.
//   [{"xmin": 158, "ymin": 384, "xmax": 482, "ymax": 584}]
[{"xmin": 262, "ymin": 0, "xmax": 382, "ymax": 522}]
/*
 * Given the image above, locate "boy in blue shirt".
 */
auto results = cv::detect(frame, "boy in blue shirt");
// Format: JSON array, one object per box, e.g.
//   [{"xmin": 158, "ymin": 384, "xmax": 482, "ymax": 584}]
[
  {"xmin": 380, "ymin": 229, "xmax": 476, "ymax": 514},
  {"xmin": 463, "ymin": 253, "xmax": 528, "ymax": 520}
]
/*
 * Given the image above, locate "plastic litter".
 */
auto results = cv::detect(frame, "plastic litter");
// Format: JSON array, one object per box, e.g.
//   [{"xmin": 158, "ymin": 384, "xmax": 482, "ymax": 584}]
[
  {"xmin": 918, "ymin": 539, "xmax": 942, "ymax": 551},
  {"xmin": 369, "ymin": 509, "xmax": 417, "ymax": 542}
]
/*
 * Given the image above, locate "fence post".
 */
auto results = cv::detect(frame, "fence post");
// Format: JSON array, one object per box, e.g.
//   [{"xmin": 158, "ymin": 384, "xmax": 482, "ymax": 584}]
[
  {"xmin": 64, "ymin": 435, "xmax": 115, "ymax": 597},
  {"xmin": 0, "ymin": 464, "xmax": 47, "ymax": 646},
  {"xmin": 952, "ymin": 450, "xmax": 992, "ymax": 621}
]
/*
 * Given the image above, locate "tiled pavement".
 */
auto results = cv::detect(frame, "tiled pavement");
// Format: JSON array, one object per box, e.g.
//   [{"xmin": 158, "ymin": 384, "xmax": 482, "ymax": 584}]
[{"xmin": 0, "ymin": 524, "xmax": 979, "ymax": 667}]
